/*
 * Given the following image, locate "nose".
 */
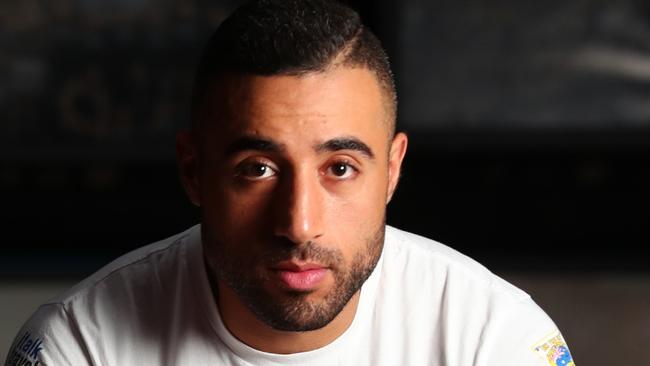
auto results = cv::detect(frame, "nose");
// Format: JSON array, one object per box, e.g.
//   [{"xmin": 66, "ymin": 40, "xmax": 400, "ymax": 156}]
[{"xmin": 273, "ymin": 167, "xmax": 325, "ymax": 245}]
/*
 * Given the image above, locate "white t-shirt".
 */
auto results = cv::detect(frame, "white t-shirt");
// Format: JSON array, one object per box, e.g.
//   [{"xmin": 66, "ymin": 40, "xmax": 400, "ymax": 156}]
[{"xmin": 5, "ymin": 225, "xmax": 575, "ymax": 366}]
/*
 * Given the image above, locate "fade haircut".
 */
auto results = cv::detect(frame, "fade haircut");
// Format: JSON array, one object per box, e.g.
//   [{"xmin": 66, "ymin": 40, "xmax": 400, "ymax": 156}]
[{"xmin": 191, "ymin": 0, "xmax": 397, "ymax": 135}]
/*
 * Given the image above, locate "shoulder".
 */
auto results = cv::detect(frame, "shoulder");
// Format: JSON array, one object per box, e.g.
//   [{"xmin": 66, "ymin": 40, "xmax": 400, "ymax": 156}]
[
  {"xmin": 378, "ymin": 226, "xmax": 572, "ymax": 365},
  {"xmin": 4, "ymin": 225, "xmax": 203, "ymax": 365},
  {"xmin": 383, "ymin": 225, "xmax": 529, "ymax": 302},
  {"xmin": 52, "ymin": 224, "xmax": 200, "ymax": 306}
]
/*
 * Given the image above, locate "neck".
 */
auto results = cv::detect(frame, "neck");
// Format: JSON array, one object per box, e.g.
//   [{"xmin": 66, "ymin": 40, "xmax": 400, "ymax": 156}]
[{"xmin": 215, "ymin": 281, "xmax": 361, "ymax": 354}]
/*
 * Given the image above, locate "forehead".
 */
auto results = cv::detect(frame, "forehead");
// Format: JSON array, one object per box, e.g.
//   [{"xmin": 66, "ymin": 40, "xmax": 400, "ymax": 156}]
[{"xmin": 201, "ymin": 67, "xmax": 390, "ymax": 151}]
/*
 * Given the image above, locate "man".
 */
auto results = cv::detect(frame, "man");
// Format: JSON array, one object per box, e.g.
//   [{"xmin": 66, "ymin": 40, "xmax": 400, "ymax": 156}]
[{"xmin": 6, "ymin": 1, "xmax": 575, "ymax": 365}]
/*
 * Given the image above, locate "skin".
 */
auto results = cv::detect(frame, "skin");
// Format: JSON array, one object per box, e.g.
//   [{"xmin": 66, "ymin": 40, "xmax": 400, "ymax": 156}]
[{"xmin": 177, "ymin": 66, "xmax": 408, "ymax": 354}]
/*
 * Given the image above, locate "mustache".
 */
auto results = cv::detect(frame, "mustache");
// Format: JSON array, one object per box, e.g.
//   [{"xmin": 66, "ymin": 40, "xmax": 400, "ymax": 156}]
[{"xmin": 260, "ymin": 238, "xmax": 344, "ymax": 267}]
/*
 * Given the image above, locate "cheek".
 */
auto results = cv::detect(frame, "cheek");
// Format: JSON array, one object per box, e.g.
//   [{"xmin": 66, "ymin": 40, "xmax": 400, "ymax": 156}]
[
  {"xmin": 200, "ymin": 175, "xmax": 272, "ymax": 235},
  {"xmin": 201, "ymin": 186, "xmax": 272, "ymax": 265},
  {"xmin": 326, "ymin": 175, "xmax": 387, "ymax": 244}
]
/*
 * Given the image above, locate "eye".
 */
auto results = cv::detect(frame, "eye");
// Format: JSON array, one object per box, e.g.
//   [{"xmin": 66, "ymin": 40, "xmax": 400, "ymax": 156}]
[
  {"xmin": 236, "ymin": 161, "xmax": 278, "ymax": 180},
  {"xmin": 327, "ymin": 161, "xmax": 357, "ymax": 179}
]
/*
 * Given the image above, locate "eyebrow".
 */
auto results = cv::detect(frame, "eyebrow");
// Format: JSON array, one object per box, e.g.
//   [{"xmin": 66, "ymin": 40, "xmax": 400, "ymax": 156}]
[
  {"xmin": 224, "ymin": 135, "xmax": 374, "ymax": 159},
  {"xmin": 225, "ymin": 137, "xmax": 285, "ymax": 156},
  {"xmin": 315, "ymin": 137, "xmax": 375, "ymax": 159}
]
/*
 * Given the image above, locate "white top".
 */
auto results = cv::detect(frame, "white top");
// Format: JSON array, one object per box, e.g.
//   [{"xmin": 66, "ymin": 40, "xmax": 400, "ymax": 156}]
[{"xmin": 4, "ymin": 225, "xmax": 575, "ymax": 366}]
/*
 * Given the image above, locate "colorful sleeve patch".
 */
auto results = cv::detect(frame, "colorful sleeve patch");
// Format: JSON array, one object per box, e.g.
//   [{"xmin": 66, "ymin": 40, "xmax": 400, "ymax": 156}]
[{"xmin": 532, "ymin": 330, "xmax": 575, "ymax": 366}]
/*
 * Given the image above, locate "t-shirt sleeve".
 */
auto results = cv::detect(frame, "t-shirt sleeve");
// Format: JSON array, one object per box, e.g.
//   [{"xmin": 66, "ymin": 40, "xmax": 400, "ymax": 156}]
[
  {"xmin": 4, "ymin": 303, "xmax": 93, "ymax": 366},
  {"xmin": 478, "ymin": 297, "xmax": 576, "ymax": 366}
]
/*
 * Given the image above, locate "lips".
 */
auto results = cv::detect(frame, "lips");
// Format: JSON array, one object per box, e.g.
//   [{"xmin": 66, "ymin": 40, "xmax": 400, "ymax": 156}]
[{"xmin": 272, "ymin": 262, "xmax": 329, "ymax": 291}]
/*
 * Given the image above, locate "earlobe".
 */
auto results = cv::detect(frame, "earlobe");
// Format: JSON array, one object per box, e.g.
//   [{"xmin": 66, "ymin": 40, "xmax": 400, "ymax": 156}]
[
  {"xmin": 176, "ymin": 130, "xmax": 201, "ymax": 207},
  {"xmin": 386, "ymin": 132, "xmax": 408, "ymax": 204}
]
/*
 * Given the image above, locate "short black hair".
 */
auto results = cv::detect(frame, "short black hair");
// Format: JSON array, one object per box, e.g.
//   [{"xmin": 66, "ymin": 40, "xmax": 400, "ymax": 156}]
[{"xmin": 191, "ymin": 0, "xmax": 396, "ymax": 133}]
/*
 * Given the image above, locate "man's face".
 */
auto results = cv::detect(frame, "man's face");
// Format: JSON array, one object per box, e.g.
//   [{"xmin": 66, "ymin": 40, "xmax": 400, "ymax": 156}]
[{"xmin": 180, "ymin": 67, "xmax": 407, "ymax": 332}]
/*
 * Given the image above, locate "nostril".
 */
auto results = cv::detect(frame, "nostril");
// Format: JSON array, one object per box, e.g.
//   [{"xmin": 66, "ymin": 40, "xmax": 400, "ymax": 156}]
[{"xmin": 270, "ymin": 235, "xmax": 302, "ymax": 250}]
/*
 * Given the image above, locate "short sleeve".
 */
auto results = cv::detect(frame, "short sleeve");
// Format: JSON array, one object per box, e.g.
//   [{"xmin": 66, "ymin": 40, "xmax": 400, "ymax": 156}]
[
  {"xmin": 477, "ymin": 297, "xmax": 576, "ymax": 366},
  {"xmin": 4, "ymin": 303, "xmax": 93, "ymax": 366}
]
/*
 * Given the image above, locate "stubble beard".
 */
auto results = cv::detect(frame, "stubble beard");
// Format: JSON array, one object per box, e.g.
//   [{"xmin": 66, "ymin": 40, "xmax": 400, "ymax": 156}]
[{"xmin": 208, "ymin": 225, "xmax": 385, "ymax": 332}]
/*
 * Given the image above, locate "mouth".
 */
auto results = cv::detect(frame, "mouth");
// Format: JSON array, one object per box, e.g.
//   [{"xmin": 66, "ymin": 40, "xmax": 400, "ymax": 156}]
[{"xmin": 271, "ymin": 261, "xmax": 330, "ymax": 291}]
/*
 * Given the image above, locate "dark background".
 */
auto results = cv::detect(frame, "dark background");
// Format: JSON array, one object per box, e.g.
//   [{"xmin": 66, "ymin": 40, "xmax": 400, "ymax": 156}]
[{"xmin": 2, "ymin": 0, "xmax": 649, "ymax": 278}]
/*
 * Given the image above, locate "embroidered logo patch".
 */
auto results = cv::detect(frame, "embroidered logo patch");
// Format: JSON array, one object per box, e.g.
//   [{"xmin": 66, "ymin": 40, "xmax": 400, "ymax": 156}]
[{"xmin": 532, "ymin": 331, "xmax": 575, "ymax": 366}]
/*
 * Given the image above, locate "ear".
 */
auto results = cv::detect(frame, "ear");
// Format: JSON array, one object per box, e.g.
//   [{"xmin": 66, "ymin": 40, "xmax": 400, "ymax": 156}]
[
  {"xmin": 386, "ymin": 132, "xmax": 408, "ymax": 204},
  {"xmin": 176, "ymin": 130, "xmax": 201, "ymax": 207}
]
